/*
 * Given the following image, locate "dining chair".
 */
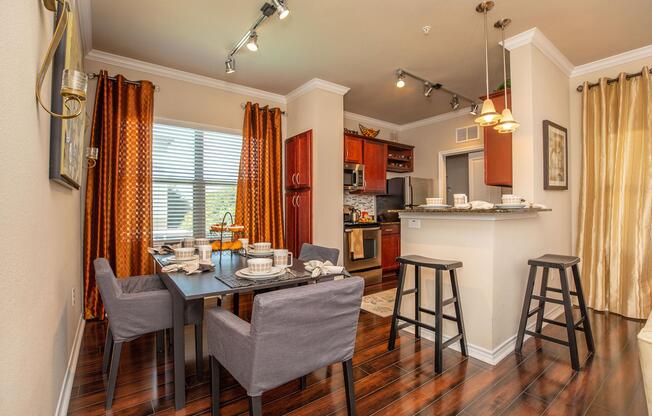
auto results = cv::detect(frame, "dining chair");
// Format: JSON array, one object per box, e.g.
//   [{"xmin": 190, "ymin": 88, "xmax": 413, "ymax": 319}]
[
  {"xmin": 94, "ymin": 258, "xmax": 204, "ymax": 409},
  {"xmin": 207, "ymin": 276, "xmax": 365, "ymax": 416},
  {"xmin": 298, "ymin": 243, "xmax": 340, "ymax": 264}
]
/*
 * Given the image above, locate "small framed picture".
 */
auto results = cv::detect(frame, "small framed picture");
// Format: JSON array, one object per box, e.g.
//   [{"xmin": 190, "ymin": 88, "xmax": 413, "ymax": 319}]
[{"xmin": 543, "ymin": 120, "xmax": 568, "ymax": 190}]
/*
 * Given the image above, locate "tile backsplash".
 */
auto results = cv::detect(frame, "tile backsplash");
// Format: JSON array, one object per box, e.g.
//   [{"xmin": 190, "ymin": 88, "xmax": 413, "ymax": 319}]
[{"xmin": 344, "ymin": 191, "xmax": 376, "ymax": 217}]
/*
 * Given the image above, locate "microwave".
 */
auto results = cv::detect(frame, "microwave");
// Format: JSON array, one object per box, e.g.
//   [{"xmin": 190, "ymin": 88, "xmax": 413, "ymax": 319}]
[{"xmin": 344, "ymin": 163, "xmax": 365, "ymax": 190}]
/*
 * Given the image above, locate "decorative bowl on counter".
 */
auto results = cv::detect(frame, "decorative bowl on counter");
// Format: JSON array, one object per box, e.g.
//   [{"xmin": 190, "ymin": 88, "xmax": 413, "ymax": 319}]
[{"xmin": 359, "ymin": 124, "xmax": 380, "ymax": 138}]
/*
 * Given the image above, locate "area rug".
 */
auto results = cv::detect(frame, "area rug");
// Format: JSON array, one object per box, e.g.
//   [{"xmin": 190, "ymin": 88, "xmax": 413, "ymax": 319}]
[{"xmin": 360, "ymin": 289, "xmax": 396, "ymax": 317}]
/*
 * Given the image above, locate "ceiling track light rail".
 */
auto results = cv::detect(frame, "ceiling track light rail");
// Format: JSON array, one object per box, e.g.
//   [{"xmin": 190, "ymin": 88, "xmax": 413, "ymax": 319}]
[
  {"xmin": 395, "ymin": 69, "xmax": 477, "ymax": 110},
  {"xmin": 225, "ymin": 0, "xmax": 289, "ymax": 73}
]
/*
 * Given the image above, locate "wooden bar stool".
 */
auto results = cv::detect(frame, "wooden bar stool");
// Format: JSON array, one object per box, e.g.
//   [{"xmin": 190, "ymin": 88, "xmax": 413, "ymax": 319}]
[
  {"xmin": 388, "ymin": 255, "xmax": 467, "ymax": 373},
  {"xmin": 515, "ymin": 254, "xmax": 595, "ymax": 371}
]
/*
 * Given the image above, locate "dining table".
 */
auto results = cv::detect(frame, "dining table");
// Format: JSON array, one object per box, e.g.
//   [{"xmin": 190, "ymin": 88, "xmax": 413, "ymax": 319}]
[{"xmin": 152, "ymin": 250, "xmax": 345, "ymax": 410}]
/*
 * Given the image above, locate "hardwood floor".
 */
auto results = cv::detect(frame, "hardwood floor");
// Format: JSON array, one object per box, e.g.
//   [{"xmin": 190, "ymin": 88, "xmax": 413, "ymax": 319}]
[{"xmin": 68, "ymin": 279, "xmax": 648, "ymax": 415}]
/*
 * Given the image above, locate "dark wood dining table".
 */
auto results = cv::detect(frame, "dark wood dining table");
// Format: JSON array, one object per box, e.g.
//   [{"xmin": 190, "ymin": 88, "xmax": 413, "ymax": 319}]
[{"xmin": 153, "ymin": 251, "xmax": 339, "ymax": 410}]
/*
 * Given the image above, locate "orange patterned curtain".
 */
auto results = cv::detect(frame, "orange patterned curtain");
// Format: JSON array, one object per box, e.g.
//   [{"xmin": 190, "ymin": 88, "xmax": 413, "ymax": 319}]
[
  {"xmin": 235, "ymin": 102, "xmax": 285, "ymax": 248},
  {"xmin": 83, "ymin": 71, "xmax": 155, "ymax": 320}
]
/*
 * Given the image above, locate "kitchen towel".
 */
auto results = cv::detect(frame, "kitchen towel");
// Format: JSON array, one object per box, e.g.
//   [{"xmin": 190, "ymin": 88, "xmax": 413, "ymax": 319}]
[{"xmin": 349, "ymin": 229, "xmax": 364, "ymax": 260}]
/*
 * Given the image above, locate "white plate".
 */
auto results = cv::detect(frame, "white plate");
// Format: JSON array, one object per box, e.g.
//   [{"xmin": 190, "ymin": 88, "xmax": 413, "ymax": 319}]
[
  {"xmin": 239, "ymin": 265, "xmax": 284, "ymax": 276},
  {"xmin": 495, "ymin": 203, "xmax": 527, "ymax": 209},
  {"xmin": 418, "ymin": 204, "xmax": 451, "ymax": 209},
  {"xmin": 168, "ymin": 255, "xmax": 199, "ymax": 263},
  {"xmin": 236, "ymin": 267, "xmax": 286, "ymax": 280},
  {"xmin": 247, "ymin": 248, "xmax": 274, "ymax": 257}
]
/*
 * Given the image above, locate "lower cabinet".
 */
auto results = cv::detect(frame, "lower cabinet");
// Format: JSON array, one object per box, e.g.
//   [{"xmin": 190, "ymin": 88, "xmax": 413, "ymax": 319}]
[
  {"xmin": 285, "ymin": 189, "xmax": 312, "ymax": 256},
  {"xmin": 381, "ymin": 223, "xmax": 400, "ymax": 276}
]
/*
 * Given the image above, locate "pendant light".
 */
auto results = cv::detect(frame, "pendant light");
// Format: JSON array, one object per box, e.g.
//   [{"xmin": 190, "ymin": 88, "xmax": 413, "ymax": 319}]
[
  {"xmin": 494, "ymin": 18, "xmax": 520, "ymax": 133},
  {"xmin": 474, "ymin": 1, "xmax": 502, "ymax": 127}
]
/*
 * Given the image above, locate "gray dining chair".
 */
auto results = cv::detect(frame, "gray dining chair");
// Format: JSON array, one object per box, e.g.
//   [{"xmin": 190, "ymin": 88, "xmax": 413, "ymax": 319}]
[
  {"xmin": 94, "ymin": 258, "xmax": 204, "ymax": 409},
  {"xmin": 298, "ymin": 243, "xmax": 340, "ymax": 264},
  {"xmin": 207, "ymin": 276, "xmax": 364, "ymax": 416}
]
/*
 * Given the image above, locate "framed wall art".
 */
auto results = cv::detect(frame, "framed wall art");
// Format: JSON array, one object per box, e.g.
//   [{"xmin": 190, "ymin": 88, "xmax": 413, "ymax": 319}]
[{"xmin": 543, "ymin": 120, "xmax": 568, "ymax": 190}]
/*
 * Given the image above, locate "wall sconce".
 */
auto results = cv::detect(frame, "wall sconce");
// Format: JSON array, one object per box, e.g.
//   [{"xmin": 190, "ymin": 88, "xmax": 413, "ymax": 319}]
[
  {"xmin": 36, "ymin": 0, "xmax": 87, "ymax": 119},
  {"xmin": 86, "ymin": 147, "xmax": 99, "ymax": 169}
]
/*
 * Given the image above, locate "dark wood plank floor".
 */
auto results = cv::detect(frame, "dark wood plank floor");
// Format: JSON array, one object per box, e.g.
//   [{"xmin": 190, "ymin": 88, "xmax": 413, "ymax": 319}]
[{"xmin": 68, "ymin": 279, "xmax": 648, "ymax": 415}]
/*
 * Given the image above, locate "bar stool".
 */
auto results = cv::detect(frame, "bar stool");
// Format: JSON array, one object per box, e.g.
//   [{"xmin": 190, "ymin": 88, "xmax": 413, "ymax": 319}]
[
  {"xmin": 515, "ymin": 254, "xmax": 595, "ymax": 371},
  {"xmin": 388, "ymin": 255, "xmax": 467, "ymax": 373}
]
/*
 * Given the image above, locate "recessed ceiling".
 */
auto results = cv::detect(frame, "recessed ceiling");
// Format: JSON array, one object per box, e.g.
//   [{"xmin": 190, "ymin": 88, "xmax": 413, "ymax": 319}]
[{"xmin": 90, "ymin": 0, "xmax": 652, "ymax": 124}]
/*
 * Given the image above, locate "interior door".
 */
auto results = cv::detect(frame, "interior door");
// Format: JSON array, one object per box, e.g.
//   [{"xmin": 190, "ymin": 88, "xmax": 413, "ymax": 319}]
[
  {"xmin": 363, "ymin": 140, "xmax": 387, "ymax": 193},
  {"xmin": 468, "ymin": 152, "xmax": 502, "ymax": 203},
  {"xmin": 445, "ymin": 153, "xmax": 470, "ymax": 205}
]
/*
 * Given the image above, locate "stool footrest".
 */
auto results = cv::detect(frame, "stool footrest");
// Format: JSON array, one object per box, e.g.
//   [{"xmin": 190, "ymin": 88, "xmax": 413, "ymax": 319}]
[
  {"xmin": 418, "ymin": 307, "xmax": 436, "ymax": 316},
  {"xmin": 402, "ymin": 288, "xmax": 417, "ymax": 296},
  {"xmin": 527, "ymin": 307, "xmax": 541, "ymax": 318},
  {"xmin": 442, "ymin": 313, "xmax": 458, "ymax": 322},
  {"xmin": 396, "ymin": 315, "xmax": 437, "ymax": 334},
  {"xmin": 443, "ymin": 333, "xmax": 464, "ymax": 348},
  {"xmin": 442, "ymin": 297, "xmax": 457, "ymax": 307},
  {"xmin": 546, "ymin": 287, "xmax": 578, "ymax": 296},
  {"xmin": 524, "ymin": 330, "xmax": 569, "ymax": 346},
  {"xmin": 574, "ymin": 316, "xmax": 586, "ymax": 330},
  {"xmin": 541, "ymin": 318, "xmax": 567, "ymax": 328},
  {"xmin": 531, "ymin": 295, "xmax": 564, "ymax": 305}
]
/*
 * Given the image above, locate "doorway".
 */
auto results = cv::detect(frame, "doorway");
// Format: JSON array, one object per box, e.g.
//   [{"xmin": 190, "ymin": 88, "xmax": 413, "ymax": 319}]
[{"xmin": 439, "ymin": 146, "xmax": 505, "ymax": 204}]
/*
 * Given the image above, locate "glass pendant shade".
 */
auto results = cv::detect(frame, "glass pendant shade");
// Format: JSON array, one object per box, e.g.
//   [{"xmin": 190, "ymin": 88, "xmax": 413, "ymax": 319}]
[
  {"xmin": 474, "ymin": 98, "xmax": 502, "ymax": 126},
  {"xmin": 494, "ymin": 108, "xmax": 520, "ymax": 133}
]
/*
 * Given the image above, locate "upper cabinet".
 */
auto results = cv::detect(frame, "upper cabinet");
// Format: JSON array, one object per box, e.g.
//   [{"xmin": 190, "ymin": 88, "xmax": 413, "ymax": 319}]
[
  {"xmin": 344, "ymin": 134, "xmax": 364, "ymax": 164},
  {"xmin": 286, "ymin": 130, "xmax": 312, "ymax": 190},
  {"xmin": 362, "ymin": 140, "xmax": 387, "ymax": 193},
  {"xmin": 483, "ymin": 89, "xmax": 513, "ymax": 187}
]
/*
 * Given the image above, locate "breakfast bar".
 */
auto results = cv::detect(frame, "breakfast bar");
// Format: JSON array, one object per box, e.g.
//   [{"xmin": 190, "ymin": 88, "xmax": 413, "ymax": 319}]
[{"xmin": 397, "ymin": 207, "xmax": 554, "ymax": 365}]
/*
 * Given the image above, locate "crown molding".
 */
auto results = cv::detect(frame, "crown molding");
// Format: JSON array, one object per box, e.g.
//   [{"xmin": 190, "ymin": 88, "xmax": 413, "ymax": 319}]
[
  {"xmin": 503, "ymin": 27, "xmax": 574, "ymax": 77},
  {"xmin": 398, "ymin": 106, "xmax": 473, "ymax": 131},
  {"xmin": 286, "ymin": 78, "xmax": 350, "ymax": 102},
  {"xmin": 343, "ymin": 111, "xmax": 401, "ymax": 131},
  {"xmin": 570, "ymin": 43, "xmax": 652, "ymax": 78},
  {"xmin": 75, "ymin": 0, "xmax": 93, "ymax": 56},
  {"xmin": 86, "ymin": 49, "xmax": 287, "ymax": 104}
]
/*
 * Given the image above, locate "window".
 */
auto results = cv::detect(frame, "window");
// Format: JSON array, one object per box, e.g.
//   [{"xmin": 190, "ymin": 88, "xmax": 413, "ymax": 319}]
[{"xmin": 152, "ymin": 123, "xmax": 242, "ymax": 241}]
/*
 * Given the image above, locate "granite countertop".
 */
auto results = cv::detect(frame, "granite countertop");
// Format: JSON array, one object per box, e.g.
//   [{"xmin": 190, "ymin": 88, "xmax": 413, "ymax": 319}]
[{"xmin": 399, "ymin": 207, "xmax": 551, "ymax": 214}]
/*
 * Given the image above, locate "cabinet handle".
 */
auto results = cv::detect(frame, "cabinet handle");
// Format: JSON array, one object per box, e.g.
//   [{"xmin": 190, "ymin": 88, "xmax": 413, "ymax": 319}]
[
  {"xmin": 292, "ymin": 173, "xmax": 297, "ymax": 185},
  {"xmin": 295, "ymin": 195, "xmax": 300, "ymax": 207},
  {"xmin": 293, "ymin": 195, "xmax": 298, "ymax": 208},
  {"xmin": 296, "ymin": 172, "xmax": 300, "ymax": 184}
]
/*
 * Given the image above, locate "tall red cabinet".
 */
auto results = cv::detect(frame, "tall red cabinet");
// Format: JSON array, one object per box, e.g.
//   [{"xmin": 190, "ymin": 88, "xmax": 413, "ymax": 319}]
[
  {"xmin": 285, "ymin": 130, "xmax": 312, "ymax": 255},
  {"xmin": 483, "ymin": 89, "xmax": 513, "ymax": 187}
]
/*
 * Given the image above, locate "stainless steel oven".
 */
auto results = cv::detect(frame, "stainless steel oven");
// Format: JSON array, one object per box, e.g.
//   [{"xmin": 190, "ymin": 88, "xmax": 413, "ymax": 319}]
[
  {"xmin": 344, "ymin": 163, "xmax": 365, "ymax": 191},
  {"xmin": 343, "ymin": 222, "xmax": 382, "ymax": 284}
]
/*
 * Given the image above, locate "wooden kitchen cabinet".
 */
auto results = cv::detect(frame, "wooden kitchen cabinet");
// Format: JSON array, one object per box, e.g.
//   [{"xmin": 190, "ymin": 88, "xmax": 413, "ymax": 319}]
[
  {"xmin": 344, "ymin": 134, "xmax": 364, "ymax": 164},
  {"xmin": 381, "ymin": 223, "xmax": 400, "ymax": 276},
  {"xmin": 285, "ymin": 189, "xmax": 312, "ymax": 255},
  {"xmin": 483, "ymin": 89, "xmax": 513, "ymax": 187},
  {"xmin": 285, "ymin": 130, "xmax": 312, "ymax": 190},
  {"xmin": 362, "ymin": 140, "xmax": 387, "ymax": 193}
]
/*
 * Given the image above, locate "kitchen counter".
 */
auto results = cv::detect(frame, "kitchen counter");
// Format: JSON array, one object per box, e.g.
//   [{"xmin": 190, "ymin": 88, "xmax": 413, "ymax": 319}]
[
  {"xmin": 397, "ymin": 207, "xmax": 560, "ymax": 365},
  {"xmin": 401, "ymin": 207, "xmax": 550, "ymax": 214}
]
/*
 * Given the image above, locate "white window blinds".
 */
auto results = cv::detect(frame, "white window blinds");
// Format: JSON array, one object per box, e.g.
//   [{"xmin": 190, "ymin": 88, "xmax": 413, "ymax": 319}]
[{"xmin": 152, "ymin": 123, "xmax": 242, "ymax": 242}]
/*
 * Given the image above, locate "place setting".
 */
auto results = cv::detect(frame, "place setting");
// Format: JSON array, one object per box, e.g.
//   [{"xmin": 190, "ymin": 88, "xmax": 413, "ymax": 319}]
[{"xmin": 153, "ymin": 238, "xmax": 216, "ymax": 274}]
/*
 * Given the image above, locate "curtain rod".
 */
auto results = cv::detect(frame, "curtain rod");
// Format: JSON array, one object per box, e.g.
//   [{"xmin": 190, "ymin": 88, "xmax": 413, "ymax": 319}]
[
  {"xmin": 576, "ymin": 67, "xmax": 652, "ymax": 92},
  {"xmin": 240, "ymin": 102, "xmax": 286, "ymax": 115},
  {"xmin": 87, "ymin": 72, "xmax": 161, "ymax": 92}
]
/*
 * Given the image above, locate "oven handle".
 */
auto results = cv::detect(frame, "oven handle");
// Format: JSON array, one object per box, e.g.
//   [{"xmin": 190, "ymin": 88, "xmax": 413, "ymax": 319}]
[{"xmin": 344, "ymin": 227, "xmax": 380, "ymax": 232}]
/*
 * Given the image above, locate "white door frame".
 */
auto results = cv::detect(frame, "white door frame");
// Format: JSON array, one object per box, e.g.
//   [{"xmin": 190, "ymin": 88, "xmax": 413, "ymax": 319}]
[{"xmin": 438, "ymin": 145, "xmax": 485, "ymax": 199}]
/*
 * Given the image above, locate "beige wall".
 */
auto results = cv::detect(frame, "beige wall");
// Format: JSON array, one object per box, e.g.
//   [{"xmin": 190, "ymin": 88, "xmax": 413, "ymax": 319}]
[
  {"xmin": 0, "ymin": 2, "xmax": 83, "ymax": 414},
  {"xmin": 568, "ymin": 55, "xmax": 652, "ymax": 252},
  {"xmin": 287, "ymin": 89, "xmax": 344, "ymax": 263}
]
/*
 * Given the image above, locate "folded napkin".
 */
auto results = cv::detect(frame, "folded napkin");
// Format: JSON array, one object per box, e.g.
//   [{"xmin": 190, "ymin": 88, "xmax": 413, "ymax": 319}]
[
  {"xmin": 148, "ymin": 244, "xmax": 180, "ymax": 255},
  {"xmin": 162, "ymin": 261, "xmax": 214, "ymax": 275},
  {"xmin": 454, "ymin": 203, "xmax": 471, "ymax": 210},
  {"xmin": 470, "ymin": 200, "xmax": 495, "ymax": 210},
  {"xmin": 531, "ymin": 203, "xmax": 547, "ymax": 209},
  {"xmin": 304, "ymin": 260, "xmax": 346, "ymax": 278}
]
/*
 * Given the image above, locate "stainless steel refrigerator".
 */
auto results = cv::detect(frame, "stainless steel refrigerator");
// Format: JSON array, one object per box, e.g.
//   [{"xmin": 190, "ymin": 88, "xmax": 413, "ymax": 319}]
[{"xmin": 376, "ymin": 177, "xmax": 434, "ymax": 218}]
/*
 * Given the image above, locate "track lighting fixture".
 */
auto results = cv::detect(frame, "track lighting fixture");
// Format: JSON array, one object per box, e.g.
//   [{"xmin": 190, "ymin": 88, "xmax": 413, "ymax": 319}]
[
  {"xmin": 450, "ymin": 95, "xmax": 460, "ymax": 110},
  {"xmin": 225, "ymin": 57, "xmax": 235, "ymax": 74},
  {"xmin": 246, "ymin": 31, "xmax": 259, "ymax": 51},
  {"xmin": 493, "ymin": 18, "xmax": 520, "ymax": 133},
  {"xmin": 474, "ymin": 1, "xmax": 502, "ymax": 127},
  {"xmin": 272, "ymin": 0, "xmax": 290, "ymax": 19},
  {"xmin": 424, "ymin": 83, "xmax": 434, "ymax": 97},
  {"xmin": 396, "ymin": 71, "xmax": 406, "ymax": 88},
  {"xmin": 470, "ymin": 102, "xmax": 480, "ymax": 115}
]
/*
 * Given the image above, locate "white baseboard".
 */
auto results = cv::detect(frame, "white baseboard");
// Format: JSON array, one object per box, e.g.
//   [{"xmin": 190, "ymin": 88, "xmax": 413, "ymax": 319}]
[
  {"xmin": 55, "ymin": 314, "xmax": 85, "ymax": 416},
  {"xmin": 402, "ymin": 305, "xmax": 563, "ymax": 365}
]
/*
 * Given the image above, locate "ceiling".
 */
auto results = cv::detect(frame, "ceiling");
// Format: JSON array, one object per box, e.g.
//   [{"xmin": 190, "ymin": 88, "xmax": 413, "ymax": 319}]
[{"xmin": 90, "ymin": 0, "xmax": 652, "ymax": 124}]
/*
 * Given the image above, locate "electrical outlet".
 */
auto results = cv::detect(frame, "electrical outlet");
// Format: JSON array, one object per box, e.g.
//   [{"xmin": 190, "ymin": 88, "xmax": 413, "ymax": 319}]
[
  {"xmin": 408, "ymin": 219, "xmax": 421, "ymax": 229},
  {"xmin": 71, "ymin": 287, "xmax": 76, "ymax": 306}
]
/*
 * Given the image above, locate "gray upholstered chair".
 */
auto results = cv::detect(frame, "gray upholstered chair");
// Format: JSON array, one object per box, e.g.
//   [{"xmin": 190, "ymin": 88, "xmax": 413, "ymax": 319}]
[
  {"xmin": 208, "ymin": 277, "xmax": 364, "ymax": 416},
  {"xmin": 94, "ymin": 258, "xmax": 204, "ymax": 409},
  {"xmin": 298, "ymin": 243, "xmax": 340, "ymax": 264}
]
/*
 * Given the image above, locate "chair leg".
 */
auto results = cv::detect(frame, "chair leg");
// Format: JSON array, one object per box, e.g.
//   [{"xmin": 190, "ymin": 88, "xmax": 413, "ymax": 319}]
[
  {"xmin": 515, "ymin": 265, "xmax": 538, "ymax": 354},
  {"xmin": 342, "ymin": 359, "xmax": 356, "ymax": 416},
  {"xmin": 414, "ymin": 266, "xmax": 421, "ymax": 339},
  {"xmin": 233, "ymin": 293, "xmax": 240, "ymax": 317},
  {"xmin": 572, "ymin": 264, "xmax": 595, "ymax": 354},
  {"xmin": 560, "ymin": 268, "xmax": 580, "ymax": 371},
  {"xmin": 434, "ymin": 270, "xmax": 443, "ymax": 373},
  {"xmin": 535, "ymin": 268, "xmax": 550, "ymax": 333},
  {"xmin": 449, "ymin": 269, "xmax": 467, "ymax": 357},
  {"xmin": 105, "ymin": 341, "xmax": 123, "ymax": 410},
  {"xmin": 168, "ymin": 328, "xmax": 173, "ymax": 348},
  {"xmin": 210, "ymin": 355, "xmax": 220, "ymax": 416},
  {"xmin": 249, "ymin": 395, "xmax": 262, "ymax": 416},
  {"xmin": 299, "ymin": 375, "xmax": 307, "ymax": 390},
  {"xmin": 195, "ymin": 323, "xmax": 204, "ymax": 380},
  {"xmin": 156, "ymin": 330, "xmax": 164, "ymax": 353},
  {"xmin": 388, "ymin": 263, "xmax": 407, "ymax": 351},
  {"xmin": 102, "ymin": 326, "xmax": 114, "ymax": 375}
]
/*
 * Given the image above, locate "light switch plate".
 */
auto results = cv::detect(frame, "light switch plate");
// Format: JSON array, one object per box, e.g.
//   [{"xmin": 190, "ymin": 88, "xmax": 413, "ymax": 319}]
[{"xmin": 408, "ymin": 219, "xmax": 421, "ymax": 229}]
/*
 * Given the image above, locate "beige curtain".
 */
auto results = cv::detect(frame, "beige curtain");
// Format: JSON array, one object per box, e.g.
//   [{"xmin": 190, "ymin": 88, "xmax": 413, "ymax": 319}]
[{"xmin": 577, "ymin": 66, "xmax": 652, "ymax": 319}]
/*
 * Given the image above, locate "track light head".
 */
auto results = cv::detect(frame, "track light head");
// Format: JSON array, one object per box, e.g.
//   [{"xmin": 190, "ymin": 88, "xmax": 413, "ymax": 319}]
[
  {"xmin": 272, "ymin": 0, "xmax": 290, "ymax": 19},
  {"xmin": 470, "ymin": 103, "xmax": 480, "ymax": 115},
  {"xmin": 246, "ymin": 31, "xmax": 259, "ymax": 52},
  {"xmin": 225, "ymin": 57, "xmax": 235, "ymax": 74},
  {"xmin": 450, "ymin": 95, "xmax": 460, "ymax": 110},
  {"xmin": 424, "ymin": 82, "xmax": 434, "ymax": 97},
  {"xmin": 396, "ymin": 70, "xmax": 406, "ymax": 88}
]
